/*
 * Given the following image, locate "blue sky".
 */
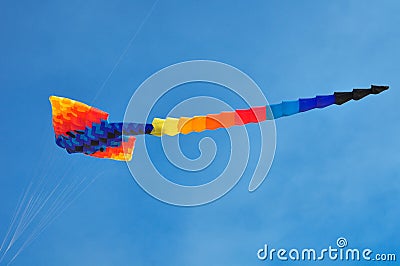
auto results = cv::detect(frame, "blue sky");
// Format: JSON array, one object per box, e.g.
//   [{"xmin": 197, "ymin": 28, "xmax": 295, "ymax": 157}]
[{"xmin": 0, "ymin": 0, "xmax": 399, "ymax": 265}]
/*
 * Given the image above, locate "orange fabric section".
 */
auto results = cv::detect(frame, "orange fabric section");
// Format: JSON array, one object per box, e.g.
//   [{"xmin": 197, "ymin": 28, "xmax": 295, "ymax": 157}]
[
  {"xmin": 205, "ymin": 115, "xmax": 224, "ymax": 130},
  {"xmin": 49, "ymin": 96, "xmax": 108, "ymax": 136},
  {"xmin": 178, "ymin": 117, "xmax": 192, "ymax": 134},
  {"xmin": 191, "ymin": 116, "xmax": 207, "ymax": 132},
  {"xmin": 216, "ymin": 111, "xmax": 235, "ymax": 128}
]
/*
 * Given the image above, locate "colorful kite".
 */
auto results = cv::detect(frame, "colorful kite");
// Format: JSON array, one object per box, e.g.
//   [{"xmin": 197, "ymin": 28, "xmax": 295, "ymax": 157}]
[{"xmin": 50, "ymin": 85, "xmax": 388, "ymax": 161}]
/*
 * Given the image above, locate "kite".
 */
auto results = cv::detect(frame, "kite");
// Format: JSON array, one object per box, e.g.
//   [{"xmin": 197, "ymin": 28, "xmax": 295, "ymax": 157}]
[{"xmin": 49, "ymin": 85, "xmax": 388, "ymax": 161}]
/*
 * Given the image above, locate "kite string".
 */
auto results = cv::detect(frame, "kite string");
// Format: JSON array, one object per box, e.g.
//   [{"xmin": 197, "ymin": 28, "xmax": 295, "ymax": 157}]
[
  {"xmin": 17, "ymin": 156, "xmax": 70, "ymax": 234},
  {"xmin": 3, "ymin": 161, "xmax": 100, "ymax": 264},
  {"xmin": 91, "ymin": 0, "xmax": 159, "ymax": 103},
  {"xmin": 5, "ymin": 177, "xmax": 63, "ymax": 253},
  {"xmin": 12, "ymin": 146, "xmax": 58, "ymax": 239},
  {"xmin": 0, "ymin": 190, "xmax": 30, "ymax": 264},
  {"xmin": 0, "ymin": 151, "xmax": 68, "ymax": 262},
  {"xmin": 15, "ymin": 168, "xmax": 52, "ymax": 238},
  {"xmin": 0, "ymin": 186, "xmax": 27, "ymax": 255},
  {"xmin": 32, "ymin": 174, "xmax": 87, "ymax": 233},
  {"xmin": 8, "ymin": 170, "xmax": 106, "ymax": 265},
  {"xmin": 10, "ymin": 157, "xmax": 76, "ymax": 244},
  {"xmin": 33, "ymin": 161, "xmax": 99, "ymax": 235},
  {"xmin": 0, "ymin": 183, "xmax": 36, "ymax": 260},
  {"xmin": 0, "ymin": 130, "xmax": 54, "ymax": 258},
  {"xmin": 37, "ymin": 160, "xmax": 97, "ymax": 226},
  {"xmin": 31, "ymin": 168, "xmax": 105, "ymax": 243},
  {"xmin": 4, "ymin": 151, "xmax": 60, "ymax": 251}
]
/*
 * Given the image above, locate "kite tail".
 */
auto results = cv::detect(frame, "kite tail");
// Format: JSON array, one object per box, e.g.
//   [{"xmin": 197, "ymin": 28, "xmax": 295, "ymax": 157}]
[{"xmin": 142, "ymin": 85, "xmax": 388, "ymax": 136}]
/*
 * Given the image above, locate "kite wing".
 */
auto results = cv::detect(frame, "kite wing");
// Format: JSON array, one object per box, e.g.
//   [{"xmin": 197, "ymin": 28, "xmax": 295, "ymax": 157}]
[
  {"xmin": 49, "ymin": 85, "xmax": 388, "ymax": 161},
  {"xmin": 49, "ymin": 96, "xmax": 135, "ymax": 161}
]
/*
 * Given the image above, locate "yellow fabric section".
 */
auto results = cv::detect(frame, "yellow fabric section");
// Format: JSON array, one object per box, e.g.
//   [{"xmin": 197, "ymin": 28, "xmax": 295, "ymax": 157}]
[
  {"xmin": 152, "ymin": 111, "xmax": 243, "ymax": 136},
  {"xmin": 151, "ymin": 118, "xmax": 165, "ymax": 136},
  {"xmin": 151, "ymin": 117, "xmax": 180, "ymax": 136},
  {"xmin": 163, "ymin": 117, "xmax": 179, "ymax": 136}
]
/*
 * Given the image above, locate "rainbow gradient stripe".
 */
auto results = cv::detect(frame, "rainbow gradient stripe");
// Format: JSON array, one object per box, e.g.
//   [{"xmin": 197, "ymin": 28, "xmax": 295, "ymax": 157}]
[{"xmin": 50, "ymin": 85, "xmax": 388, "ymax": 161}]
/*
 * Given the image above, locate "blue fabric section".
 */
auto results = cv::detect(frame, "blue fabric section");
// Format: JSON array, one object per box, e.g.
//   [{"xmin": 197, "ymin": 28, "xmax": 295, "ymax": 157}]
[
  {"xmin": 145, "ymin": 124, "xmax": 154, "ymax": 134},
  {"xmin": 55, "ymin": 119, "xmax": 125, "ymax": 155},
  {"xmin": 270, "ymin": 101, "xmax": 300, "ymax": 119},
  {"xmin": 282, "ymin": 101, "xmax": 300, "ymax": 116},
  {"xmin": 122, "ymin": 122, "xmax": 146, "ymax": 135},
  {"xmin": 300, "ymin": 94, "xmax": 335, "ymax": 112},
  {"xmin": 299, "ymin": 97, "xmax": 317, "ymax": 112},
  {"xmin": 316, "ymin": 95, "xmax": 335, "ymax": 108},
  {"xmin": 55, "ymin": 136, "xmax": 66, "ymax": 148},
  {"xmin": 270, "ymin": 104, "xmax": 283, "ymax": 119}
]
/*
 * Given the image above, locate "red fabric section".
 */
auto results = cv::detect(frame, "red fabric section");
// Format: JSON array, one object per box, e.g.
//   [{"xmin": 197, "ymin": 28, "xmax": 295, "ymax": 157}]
[
  {"xmin": 235, "ymin": 108, "xmax": 258, "ymax": 124},
  {"xmin": 251, "ymin": 106, "xmax": 267, "ymax": 122},
  {"xmin": 235, "ymin": 106, "xmax": 266, "ymax": 124}
]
